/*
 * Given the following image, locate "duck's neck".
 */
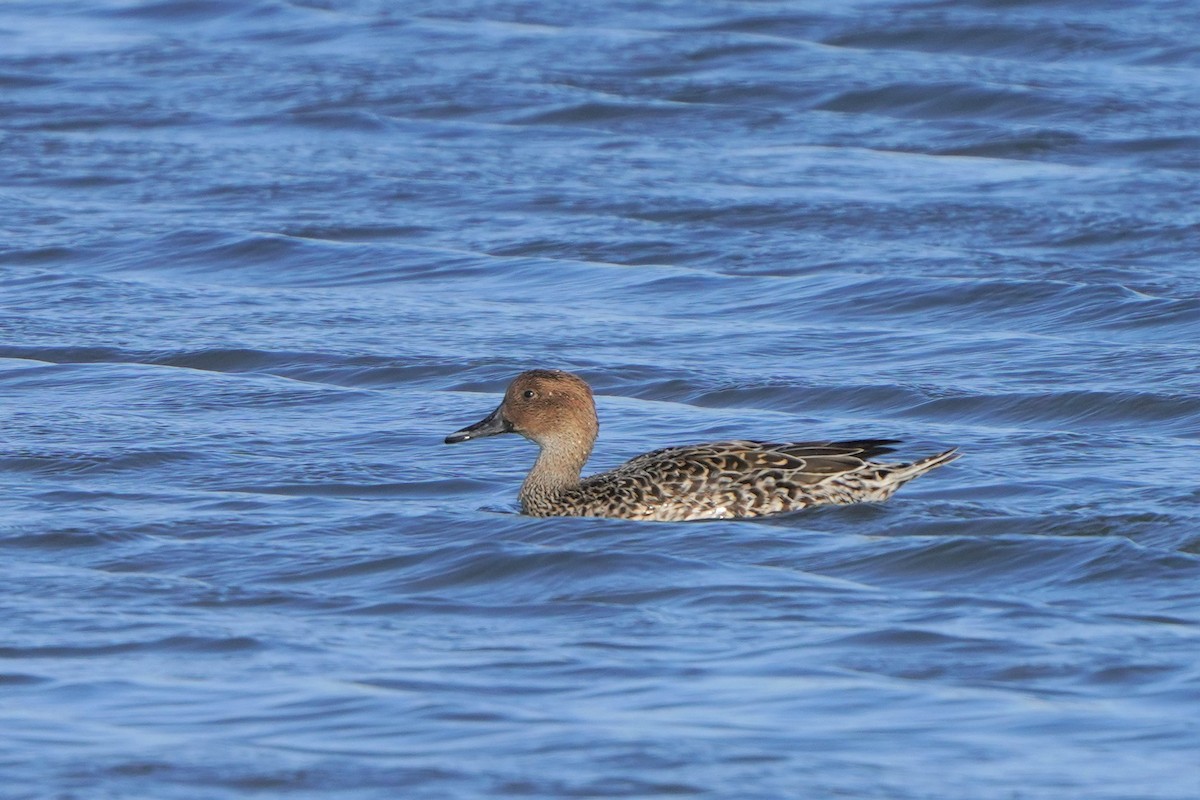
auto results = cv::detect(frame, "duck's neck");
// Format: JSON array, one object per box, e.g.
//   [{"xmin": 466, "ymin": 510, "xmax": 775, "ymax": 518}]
[{"xmin": 519, "ymin": 437, "xmax": 591, "ymax": 514}]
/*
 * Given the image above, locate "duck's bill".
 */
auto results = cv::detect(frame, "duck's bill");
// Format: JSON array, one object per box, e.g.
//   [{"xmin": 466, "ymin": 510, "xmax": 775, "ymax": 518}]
[{"xmin": 444, "ymin": 405, "xmax": 513, "ymax": 444}]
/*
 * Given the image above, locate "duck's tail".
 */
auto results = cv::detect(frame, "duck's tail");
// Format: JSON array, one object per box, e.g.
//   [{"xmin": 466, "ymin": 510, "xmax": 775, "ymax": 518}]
[{"xmin": 889, "ymin": 448, "xmax": 960, "ymax": 485}]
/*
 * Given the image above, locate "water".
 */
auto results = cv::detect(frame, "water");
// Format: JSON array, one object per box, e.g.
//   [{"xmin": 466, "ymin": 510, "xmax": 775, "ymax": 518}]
[{"xmin": 2, "ymin": 1, "xmax": 1199, "ymax": 798}]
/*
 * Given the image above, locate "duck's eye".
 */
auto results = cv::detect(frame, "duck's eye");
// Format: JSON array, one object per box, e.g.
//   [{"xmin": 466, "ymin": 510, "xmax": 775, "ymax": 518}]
[{"xmin": 522, "ymin": 389, "xmax": 536, "ymax": 399}]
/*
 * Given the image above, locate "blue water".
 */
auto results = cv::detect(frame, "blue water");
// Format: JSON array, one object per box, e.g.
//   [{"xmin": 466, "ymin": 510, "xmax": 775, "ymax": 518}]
[{"xmin": 3, "ymin": 1, "xmax": 1199, "ymax": 798}]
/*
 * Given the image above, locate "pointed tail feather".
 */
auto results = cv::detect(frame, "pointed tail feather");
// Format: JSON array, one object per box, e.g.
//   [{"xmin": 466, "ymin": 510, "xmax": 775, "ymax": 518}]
[{"xmin": 890, "ymin": 448, "xmax": 960, "ymax": 484}]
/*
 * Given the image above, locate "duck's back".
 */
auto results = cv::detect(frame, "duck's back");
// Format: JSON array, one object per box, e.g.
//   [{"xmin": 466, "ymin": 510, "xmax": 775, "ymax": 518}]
[{"xmin": 538, "ymin": 439, "xmax": 952, "ymax": 521}]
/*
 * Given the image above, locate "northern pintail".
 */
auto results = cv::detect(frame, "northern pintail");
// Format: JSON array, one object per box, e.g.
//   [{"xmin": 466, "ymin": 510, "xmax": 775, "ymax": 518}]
[{"xmin": 445, "ymin": 370, "xmax": 958, "ymax": 521}]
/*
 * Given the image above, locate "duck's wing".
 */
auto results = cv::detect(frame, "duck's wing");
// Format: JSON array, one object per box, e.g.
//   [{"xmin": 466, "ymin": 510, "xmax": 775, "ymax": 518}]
[{"xmin": 605, "ymin": 439, "xmax": 901, "ymax": 486}]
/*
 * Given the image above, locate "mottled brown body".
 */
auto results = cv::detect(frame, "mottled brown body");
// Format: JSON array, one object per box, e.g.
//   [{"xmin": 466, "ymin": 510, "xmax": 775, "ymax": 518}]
[{"xmin": 446, "ymin": 370, "xmax": 958, "ymax": 521}]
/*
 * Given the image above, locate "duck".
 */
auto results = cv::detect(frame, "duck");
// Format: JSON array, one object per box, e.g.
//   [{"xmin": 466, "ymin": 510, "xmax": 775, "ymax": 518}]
[{"xmin": 444, "ymin": 369, "xmax": 958, "ymax": 521}]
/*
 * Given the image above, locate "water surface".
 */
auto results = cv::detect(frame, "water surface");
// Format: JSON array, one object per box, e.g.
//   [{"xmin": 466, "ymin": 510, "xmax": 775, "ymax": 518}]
[{"xmin": 2, "ymin": 1, "xmax": 1199, "ymax": 798}]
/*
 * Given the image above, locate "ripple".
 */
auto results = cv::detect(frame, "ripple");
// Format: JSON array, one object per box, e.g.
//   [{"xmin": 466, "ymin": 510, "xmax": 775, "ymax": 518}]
[
  {"xmin": 909, "ymin": 389, "xmax": 1200, "ymax": 433},
  {"xmin": 0, "ymin": 635, "xmax": 261, "ymax": 659},
  {"xmin": 817, "ymin": 81, "xmax": 1069, "ymax": 122},
  {"xmin": 825, "ymin": 20, "xmax": 1163, "ymax": 64}
]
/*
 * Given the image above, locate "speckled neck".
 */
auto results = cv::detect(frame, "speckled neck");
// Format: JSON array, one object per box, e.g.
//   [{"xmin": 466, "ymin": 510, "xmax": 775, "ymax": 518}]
[{"xmin": 518, "ymin": 438, "xmax": 591, "ymax": 514}]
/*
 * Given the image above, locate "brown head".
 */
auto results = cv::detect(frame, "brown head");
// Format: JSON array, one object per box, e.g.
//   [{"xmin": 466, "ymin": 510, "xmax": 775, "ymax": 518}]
[{"xmin": 445, "ymin": 370, "xmax": 600, "ymax": 463}]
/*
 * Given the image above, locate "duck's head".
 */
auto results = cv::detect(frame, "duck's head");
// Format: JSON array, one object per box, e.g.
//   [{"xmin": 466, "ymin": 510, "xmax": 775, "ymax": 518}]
[{"xmin": 445, "ymin": 369, "xmax": 599, "ymax": 454}]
